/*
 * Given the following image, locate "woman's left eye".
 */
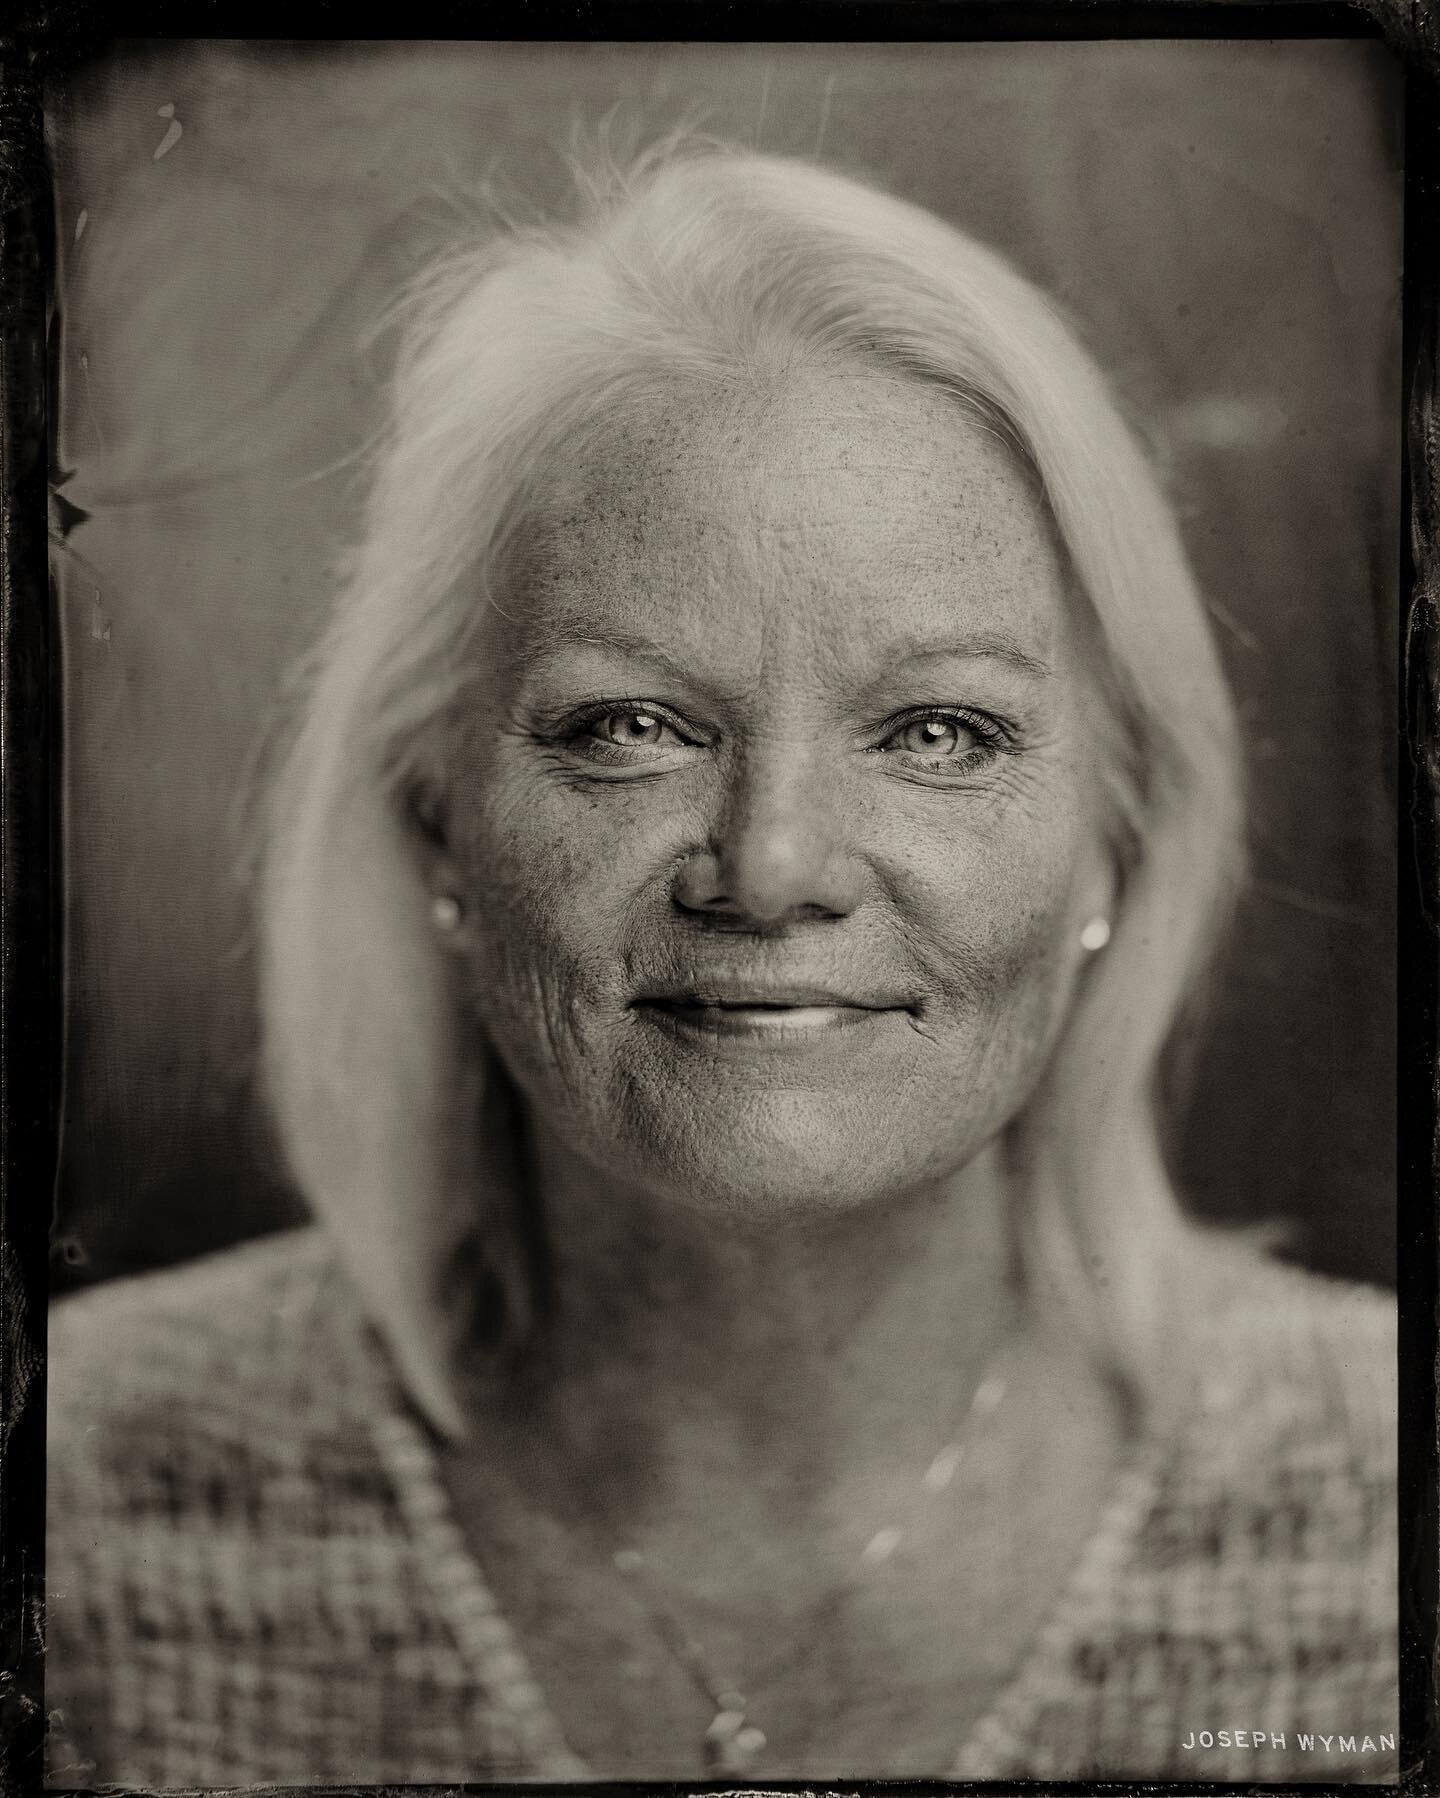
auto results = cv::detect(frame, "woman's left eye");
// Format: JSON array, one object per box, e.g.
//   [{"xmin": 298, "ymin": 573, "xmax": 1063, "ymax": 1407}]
[{"xmin": 878, "ymin": 713, "xmax": 992, "ymax": 760}]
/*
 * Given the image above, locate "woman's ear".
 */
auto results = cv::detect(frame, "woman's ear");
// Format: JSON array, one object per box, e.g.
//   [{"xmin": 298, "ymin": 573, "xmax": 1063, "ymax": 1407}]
[
  {"xmin": 403, "ymin": 778, "xmax": 470, "ymax": 942},
  {"xmin": 1074, "ymin": 840, "xmax": 1122, "ymax": 956},
  {"xmin": 404, "ymin": 772, "xmax": 450, "ymax": 864}
]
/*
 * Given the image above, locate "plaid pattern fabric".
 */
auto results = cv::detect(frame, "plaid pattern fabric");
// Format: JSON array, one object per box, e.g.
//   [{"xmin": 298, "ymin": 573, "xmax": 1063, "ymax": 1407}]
[
  {"xmin": 955, "ymin": 1256, "xmax": 1397, "ymax": 1782},
  {"xmin": 45, "ymin": 1228, "xmax": 1396, "ymax": 1787}
]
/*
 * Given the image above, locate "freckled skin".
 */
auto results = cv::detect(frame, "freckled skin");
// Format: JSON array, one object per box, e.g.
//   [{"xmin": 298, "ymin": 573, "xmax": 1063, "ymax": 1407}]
[{"xmin": 437, "ymin": 365, "xmax": 1114, "ymax": 1222}]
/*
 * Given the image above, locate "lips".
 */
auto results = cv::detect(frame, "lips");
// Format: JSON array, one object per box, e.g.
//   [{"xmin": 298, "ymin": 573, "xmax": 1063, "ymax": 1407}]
[
  {"xmin": 633, "ymin": 975, "xmax": 913, "ymax": 1011},
  {"xmin": 631, "ymin": 976, "xmax": 916, "ymax": 1043}
]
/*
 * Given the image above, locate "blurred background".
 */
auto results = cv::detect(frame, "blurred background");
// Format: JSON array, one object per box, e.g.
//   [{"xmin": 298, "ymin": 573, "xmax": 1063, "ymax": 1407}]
[{"xmin": 46, "ymin": 37, "xmax": 1402, "ymax": 1295}]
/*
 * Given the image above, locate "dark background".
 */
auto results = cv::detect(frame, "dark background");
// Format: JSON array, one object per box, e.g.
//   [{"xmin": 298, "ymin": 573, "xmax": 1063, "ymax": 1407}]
[{"xmin": 46, "ymin": 37, "xmax": 1401, "ymax": 1294}]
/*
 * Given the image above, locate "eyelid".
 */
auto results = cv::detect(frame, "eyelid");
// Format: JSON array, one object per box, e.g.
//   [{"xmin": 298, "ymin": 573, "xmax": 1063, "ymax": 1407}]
[
  {"xmin": 874, "ymin": 704, "xmax": 1013, "ymax": 750},
  {"xmin": 562, "ymin": 698, "xmax": 707, "ymax": 747}
]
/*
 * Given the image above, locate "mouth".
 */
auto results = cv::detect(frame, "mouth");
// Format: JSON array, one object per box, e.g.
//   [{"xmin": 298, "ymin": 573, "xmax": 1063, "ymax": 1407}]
[{"xmin": 632, "ymin": 982, "xmax": 915, "ymax": 1043}]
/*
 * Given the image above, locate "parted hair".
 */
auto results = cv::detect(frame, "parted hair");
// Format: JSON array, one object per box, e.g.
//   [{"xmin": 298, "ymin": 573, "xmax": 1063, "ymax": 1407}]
[{"xmin": 258, "ymin": 143, "xmax": 1246, "ymax": 1439}]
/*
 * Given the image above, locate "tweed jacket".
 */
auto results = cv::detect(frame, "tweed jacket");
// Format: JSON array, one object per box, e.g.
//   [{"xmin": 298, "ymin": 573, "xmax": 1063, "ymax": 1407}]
[{"xmin": 45, "ymin": 1228, "xmax": 1397, "ymax": 1786}]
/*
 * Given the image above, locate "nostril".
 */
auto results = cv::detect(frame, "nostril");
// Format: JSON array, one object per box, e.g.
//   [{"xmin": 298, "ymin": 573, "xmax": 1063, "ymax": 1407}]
[
  {"xmin": 673, "ymin": 812, "xmax": 864, "ymax": 923},
  {"xmin": 672, "ymin": 847, "xmax": 727, "ymax": 914}
]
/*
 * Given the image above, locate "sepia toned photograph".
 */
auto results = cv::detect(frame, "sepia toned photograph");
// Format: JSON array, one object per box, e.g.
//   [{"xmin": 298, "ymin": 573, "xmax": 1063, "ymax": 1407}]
[{"xmin": 40, "ymin": 33, "xmax": 1401, "ymax": 1787}]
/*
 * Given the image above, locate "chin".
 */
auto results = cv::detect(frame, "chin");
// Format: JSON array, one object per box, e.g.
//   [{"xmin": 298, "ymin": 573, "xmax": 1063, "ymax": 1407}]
[{"xmin": 602, "ymin": 1087, "xmax": 971, "ymax": 1226}]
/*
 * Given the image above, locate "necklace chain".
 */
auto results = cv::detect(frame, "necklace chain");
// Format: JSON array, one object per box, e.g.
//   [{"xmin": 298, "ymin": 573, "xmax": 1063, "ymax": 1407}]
[{"xmin": 607, "ymin": 1347, "xmax": 1013, "ymax": 1776}]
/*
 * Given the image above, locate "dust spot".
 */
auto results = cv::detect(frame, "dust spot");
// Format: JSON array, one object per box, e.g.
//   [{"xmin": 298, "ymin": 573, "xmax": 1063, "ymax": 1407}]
[
  {"xmin": 153, "ymin": 105, "xmax": 182, "ymax": 161},
  {"xmin": 54, "ymin": 1235, "xmax": 88, "ymax": 1267}
]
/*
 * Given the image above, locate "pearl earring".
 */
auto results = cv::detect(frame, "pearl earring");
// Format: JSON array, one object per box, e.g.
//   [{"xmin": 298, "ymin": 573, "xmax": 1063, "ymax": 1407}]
[
  {"xmin": 1079, "ymin": 916, "xmax": 1111, "ymax": 953},
  {"xmin": 432, "ymin": 893, "xmax": 463, "ymax": 932}
]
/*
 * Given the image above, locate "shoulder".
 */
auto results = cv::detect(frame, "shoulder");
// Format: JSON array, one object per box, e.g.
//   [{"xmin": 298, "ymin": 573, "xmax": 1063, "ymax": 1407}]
[
  {"xmin": 48, "ymin": 1226, "xmax": 364, "ymax": 1473},
  {"xmin": 45, "ymin": 1230, "xmax": 442, "ymax": 1785},
  {"xmin": 1176, "ymin": 1240, "xmax": 1395, "ymax": 1472},
  {"xmin": 1137, "ymin": 1240, "xmax": 1395, "ymax": 1625},
  {"xmin": 49, "ymin": 1222, "xmax": 339, "ymax": 1356},
  {"xmin": 46, "ymin": 1227, "xmax": 392, "ymax": 1573},
  {"xmin": 967, "ymin": 1251, "xmax": 1398, "ymax": 1784}
]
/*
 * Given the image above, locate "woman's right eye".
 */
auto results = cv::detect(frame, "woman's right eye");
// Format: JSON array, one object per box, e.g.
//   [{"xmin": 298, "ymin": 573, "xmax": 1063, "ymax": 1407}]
[
  {"xmin": 590, "ymin": 707, "xmax": 682, "ymax": 748},
  {"xmin": 561, "ymin": 704, "xmax": 699, "ymax": 762}
]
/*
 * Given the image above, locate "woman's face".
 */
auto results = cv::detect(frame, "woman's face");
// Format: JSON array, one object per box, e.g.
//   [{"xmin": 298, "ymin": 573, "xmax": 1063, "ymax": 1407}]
[{"xmin": 437, "ymin": 365, "xmax": 1116, "ymax": 1221}]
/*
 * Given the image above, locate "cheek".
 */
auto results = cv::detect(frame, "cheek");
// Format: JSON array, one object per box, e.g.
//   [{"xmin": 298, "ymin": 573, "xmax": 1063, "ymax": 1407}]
[
  {"xmin": 891, "ymin": 799, "xmax": 1092, "ymax": 1030},
  {"xmin": 441, "ymin": 766, "xmax": 663, "ymax": 1084}
]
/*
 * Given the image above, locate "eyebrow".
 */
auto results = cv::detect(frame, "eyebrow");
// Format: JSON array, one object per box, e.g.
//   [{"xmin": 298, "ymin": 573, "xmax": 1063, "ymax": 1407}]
[
  {"xmin": 530, "ymin": 624, "xmax": 1054, "ymax": 684},
  {"xmin": 524, "ymin": 629, "xmax": 720, "ymax": 692},
  {"xmin": 890, "ymin": 633, "xmax": 1054, "ymax": 680}
]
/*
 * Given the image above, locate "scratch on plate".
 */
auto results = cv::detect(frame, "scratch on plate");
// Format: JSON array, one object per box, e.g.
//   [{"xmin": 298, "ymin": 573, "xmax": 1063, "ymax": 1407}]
[
  {"xmin": 754, "ymin": 62, "xmax": 772, "ymax": 150},
  {"xmin": 74, "ymin": 208, "xmax": 88, "ymax": 242},
  {"xmin": 814, "ymin": 70, "xmax": 835, "ymax": 158},
  {"xmin": 77, "ymin": 349, "xmax": 106, "ymax": 452},
  {"xmin": 1253, "ymin": 877, "xmax": 1370, "ymax": 928},
  {"xmin": 1204, "ymin": 595, "xmax": 1262, "ymax": 655},
  {"xmin": 153, "ymin": 103, "xmax": 182, "ymax": 161},
  {"xmin": 91, "ymin": 591, "xmax": 111, "ymax": 645}
]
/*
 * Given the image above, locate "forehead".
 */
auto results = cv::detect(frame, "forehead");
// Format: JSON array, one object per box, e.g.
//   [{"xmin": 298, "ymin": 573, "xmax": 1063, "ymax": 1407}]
[{"xmin": 499, "ymin": 364, "xmax": 1071, "ymax": 675}]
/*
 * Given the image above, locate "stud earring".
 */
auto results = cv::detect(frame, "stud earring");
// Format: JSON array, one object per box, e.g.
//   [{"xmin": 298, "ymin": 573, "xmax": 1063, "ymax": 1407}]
[
  {"xmin": 432, "ymin": 893, "xmax": 463, "ymax": 932},
  {"xmin": 1079, "ymin": 916, "xmax": 1111, "ymax": 953}
]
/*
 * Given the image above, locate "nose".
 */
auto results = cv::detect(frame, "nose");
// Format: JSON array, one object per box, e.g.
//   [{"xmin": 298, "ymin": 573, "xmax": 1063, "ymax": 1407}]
[{"xmin": 673, "ymin": 747, "xmax": 865, "ymax": 926}]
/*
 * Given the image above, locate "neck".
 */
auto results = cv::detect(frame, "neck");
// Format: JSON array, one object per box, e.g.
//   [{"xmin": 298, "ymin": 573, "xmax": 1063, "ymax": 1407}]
[{"xmin": 495, "ymin": 1128, "xmax": 1023, "ymax": 1530}]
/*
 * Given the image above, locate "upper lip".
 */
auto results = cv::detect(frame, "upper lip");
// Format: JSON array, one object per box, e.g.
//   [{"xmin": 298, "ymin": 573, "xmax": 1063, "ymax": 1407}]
[{"xmin": 633, "ymin": 977, "xmax": 912, "ymax": 1011}]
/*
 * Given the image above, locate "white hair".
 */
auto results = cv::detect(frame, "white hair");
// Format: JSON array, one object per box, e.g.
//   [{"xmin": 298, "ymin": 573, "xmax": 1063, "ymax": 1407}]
[{"xmin": 259, "ymin": 144, "xmax": 1246, "ymax": 1438}]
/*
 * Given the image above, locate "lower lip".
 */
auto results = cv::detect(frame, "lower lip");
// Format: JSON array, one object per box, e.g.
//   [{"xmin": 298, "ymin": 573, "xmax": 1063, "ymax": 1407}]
[{"xmin": 637, "ymin": 1002, "xmax": 901, "ymax": 1044}]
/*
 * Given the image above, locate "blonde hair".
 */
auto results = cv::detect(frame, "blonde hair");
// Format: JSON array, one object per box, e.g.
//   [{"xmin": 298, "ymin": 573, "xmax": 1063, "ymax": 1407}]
[{"xmin": 259, "ymin": 144, "xmax": 1245, "ymax": 1439}]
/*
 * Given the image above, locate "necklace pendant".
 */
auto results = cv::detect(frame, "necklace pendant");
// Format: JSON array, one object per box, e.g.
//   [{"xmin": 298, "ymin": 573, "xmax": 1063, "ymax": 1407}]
[{"xmin": 704, "ymin": 1706, "xmax": 767, "ymax": 1773}]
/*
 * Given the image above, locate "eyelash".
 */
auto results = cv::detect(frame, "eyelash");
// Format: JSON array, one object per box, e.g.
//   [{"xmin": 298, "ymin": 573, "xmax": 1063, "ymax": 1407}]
[
  {"xmin": 552, "ymin": 701, "xmax": 1014, "ymax": 774},
  {"xmin": 559, "ymin": 700, "xmax": 703, "ymax": 754},
  {"xmin": 871, "ymin": 706, "xmax": 1012, "ymax": 767}
]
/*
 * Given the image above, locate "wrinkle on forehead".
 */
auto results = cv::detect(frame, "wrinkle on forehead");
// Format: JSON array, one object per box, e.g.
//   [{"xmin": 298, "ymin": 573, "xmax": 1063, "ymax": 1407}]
[
  {"xmin": 526, "ymin": 361, "xmax": 1039, "ymax": 513},
  {"xmin": 491, "ymin": 362, "xmax": 1072, "ymax": 681}
]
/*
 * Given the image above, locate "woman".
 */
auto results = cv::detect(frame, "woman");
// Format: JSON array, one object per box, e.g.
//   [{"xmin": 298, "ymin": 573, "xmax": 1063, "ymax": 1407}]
[{"xmin": 46, "ymin": 145, "xmax": 1396, "ymax": 1786}]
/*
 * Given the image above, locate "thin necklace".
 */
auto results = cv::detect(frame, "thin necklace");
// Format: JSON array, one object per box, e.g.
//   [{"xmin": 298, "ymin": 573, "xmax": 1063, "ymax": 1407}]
[{"xmin": 604, "ymin": 1341, "xmax": 1013, "ymax": 1777}]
